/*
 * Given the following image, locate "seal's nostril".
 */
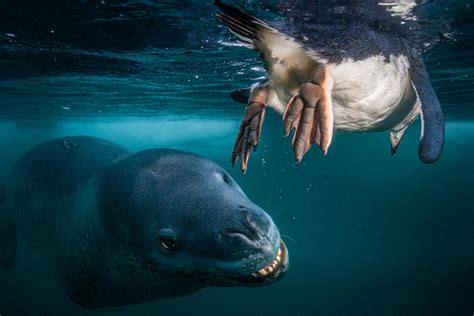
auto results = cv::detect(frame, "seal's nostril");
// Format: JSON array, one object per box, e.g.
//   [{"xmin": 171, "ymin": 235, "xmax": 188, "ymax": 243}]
[
  {"xmin": 242, "ymin": 211, "xmax": 267, "ymax": 241},
  {"xmin": 224, "ymin": 209, "xmax": 271, "ymax": 244}
]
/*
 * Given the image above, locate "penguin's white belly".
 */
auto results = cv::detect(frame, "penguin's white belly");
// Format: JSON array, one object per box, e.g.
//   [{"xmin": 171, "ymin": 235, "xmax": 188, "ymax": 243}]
[
  {"xmin": 330, "ymin": 54, "xmax": 416, "ymax": 131},
  {"xmin": 267, "ymin": 54, "xmax": 418, "ymax": 132}
]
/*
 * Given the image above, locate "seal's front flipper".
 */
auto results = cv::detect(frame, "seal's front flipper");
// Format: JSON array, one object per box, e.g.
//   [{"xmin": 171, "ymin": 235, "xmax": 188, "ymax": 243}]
[
  {"xmin": 283, "ymin": 66, "xmax": 334, "ymax": 163},
  {"xmin": 0, "ymin": 185, "xmax": 17, "ymax": 269},
  {"xmin": 410, "ymin": 55, "xmax": 444, "ymax": 163},
  {"xmin": 232, "ymin": 84, "xmax": 269, "ymax": 174}
]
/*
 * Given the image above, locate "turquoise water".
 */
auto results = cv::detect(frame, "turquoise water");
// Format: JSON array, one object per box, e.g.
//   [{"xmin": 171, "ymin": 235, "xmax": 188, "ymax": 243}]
[{"xmin": 0, "ymin": 1, "xmax": 473, "ymax": 315}]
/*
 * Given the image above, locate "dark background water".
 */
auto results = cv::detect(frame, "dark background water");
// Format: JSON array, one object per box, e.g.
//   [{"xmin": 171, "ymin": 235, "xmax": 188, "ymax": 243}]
[{"xmin": 0, "ymin": 1, "xmax": 473, "ymax": 315}]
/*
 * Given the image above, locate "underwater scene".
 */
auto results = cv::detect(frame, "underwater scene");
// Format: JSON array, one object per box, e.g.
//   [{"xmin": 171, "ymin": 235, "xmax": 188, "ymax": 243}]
[{"xmin": 0, "ymin": 0, "xmax": 473, "ymax": 315}]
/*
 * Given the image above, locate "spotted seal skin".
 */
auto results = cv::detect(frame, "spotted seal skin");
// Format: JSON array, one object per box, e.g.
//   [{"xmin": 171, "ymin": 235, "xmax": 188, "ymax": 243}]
[{"xmin": 0, "ymin": 136, "xmax": 288, "ymax": 308}]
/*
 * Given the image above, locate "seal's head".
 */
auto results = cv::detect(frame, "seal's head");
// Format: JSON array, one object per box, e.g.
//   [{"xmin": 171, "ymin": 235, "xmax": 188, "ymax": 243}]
[{"xmin": 99, "ymin": 149, "xmax": 288, "ymax": 288}]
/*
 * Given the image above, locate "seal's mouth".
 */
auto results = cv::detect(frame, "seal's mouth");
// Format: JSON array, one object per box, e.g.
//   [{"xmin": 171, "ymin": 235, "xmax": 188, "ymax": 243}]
[
  {"xmin": 143, "ymin": 240, "xmax": 288, "ymax": 288},
  {"xmin": 233, "ymin": 241, "xmax": 288, "ymax": 286}
]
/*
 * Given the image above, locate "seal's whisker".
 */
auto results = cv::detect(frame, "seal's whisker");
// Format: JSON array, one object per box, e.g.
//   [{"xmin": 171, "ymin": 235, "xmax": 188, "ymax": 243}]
[
  {"xmin": 280, "ymin": 234, "xmax": 298, "ymax": 245},
  {"xmin": 272, "ymin": 205, "xmax": 287, "ymax": 218},
  {"xmin": 265, "ymin": 190, "xmax": 273, "ymax": 211}
]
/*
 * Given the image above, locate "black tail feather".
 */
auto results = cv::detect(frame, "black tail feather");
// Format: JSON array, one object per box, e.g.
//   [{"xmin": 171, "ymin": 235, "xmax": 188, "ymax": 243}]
[
  {"xmin": 230, "ymin": 87, "xmax": 251, "ymax": 104},
  {"xmin": 214, "ymin": 0, "xmax": 268, "ymax": 45},
  {"xmin": 216, "ymin": 13, "xmax": 256, "ymax": 42}
]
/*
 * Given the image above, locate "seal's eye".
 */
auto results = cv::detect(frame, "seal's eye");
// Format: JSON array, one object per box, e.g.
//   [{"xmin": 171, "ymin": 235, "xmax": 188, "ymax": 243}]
[{"xmin": 160, "ymin": 237, "xmax": 177, "ymax": 251}]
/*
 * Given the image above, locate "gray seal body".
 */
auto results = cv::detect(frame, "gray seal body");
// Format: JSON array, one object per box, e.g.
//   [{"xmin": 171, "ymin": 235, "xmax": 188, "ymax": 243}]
[{"xmin": 0, "ymin": 136, "xmax": 288, "ymax": 308}]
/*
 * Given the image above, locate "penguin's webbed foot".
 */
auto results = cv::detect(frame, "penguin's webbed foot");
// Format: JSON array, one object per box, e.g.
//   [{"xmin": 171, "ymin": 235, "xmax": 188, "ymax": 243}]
[
  {"xmin": 231, "ymin": 102, "xmax": 266, "ymax": 174},
  {"xmin": 283, "ymin": 76, "xmax": 334, "ymax": 163}
]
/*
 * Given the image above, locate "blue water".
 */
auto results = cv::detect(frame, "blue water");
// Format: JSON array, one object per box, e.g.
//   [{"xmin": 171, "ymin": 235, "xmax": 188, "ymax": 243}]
[{"xmin": 0, "ymin": 1, "xmax": 473, "ymax": 315}]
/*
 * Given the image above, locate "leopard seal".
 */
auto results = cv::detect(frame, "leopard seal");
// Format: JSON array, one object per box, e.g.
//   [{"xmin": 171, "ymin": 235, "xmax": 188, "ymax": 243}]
[
  {"xmin": 0, "ymin": 136, "xmax": 288, "ymax": 308},
  {"xmin": 215, "ymin": 0, "xmax": 445, "ymax": 173}
]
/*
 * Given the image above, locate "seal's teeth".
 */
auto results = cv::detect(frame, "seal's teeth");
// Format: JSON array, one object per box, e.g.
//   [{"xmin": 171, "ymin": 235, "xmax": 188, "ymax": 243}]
[
  {"xmin": 249, "ymin": 243, "xmax": 286, "ymax": 279},
  {"xmin": 258, "ymin": 268, "xmax": 269, "ymax": 276}
]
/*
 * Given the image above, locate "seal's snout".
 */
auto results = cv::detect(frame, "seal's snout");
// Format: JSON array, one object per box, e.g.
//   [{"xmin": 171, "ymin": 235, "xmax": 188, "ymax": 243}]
[{"xmin": 212, "ymin": 203, "xmax": 287, "ymax": 285}]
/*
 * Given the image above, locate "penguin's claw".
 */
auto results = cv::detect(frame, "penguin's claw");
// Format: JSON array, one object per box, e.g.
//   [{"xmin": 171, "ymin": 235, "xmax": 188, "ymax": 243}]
[
  {"xmin": 231, "ymin": 102, "xmax": 266, "ymax": 174},
  {"xmin": 283, "ymin": 82, "xmax": 333, "ymax": 163}
]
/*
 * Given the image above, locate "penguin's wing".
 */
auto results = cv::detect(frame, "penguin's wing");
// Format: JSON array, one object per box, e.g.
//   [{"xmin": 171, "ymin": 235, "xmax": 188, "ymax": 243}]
[
  {"xmin": 215, "ymin": 0, "xmax": 320, "ymax": 74},
  {"xmin": 410, "ymin": 54, "xmax": 445, "ymax": 163}
]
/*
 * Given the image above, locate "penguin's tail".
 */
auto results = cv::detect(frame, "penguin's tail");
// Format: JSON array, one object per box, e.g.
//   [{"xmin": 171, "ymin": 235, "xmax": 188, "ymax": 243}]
[
  {"xmin": 214, "ymin": 0, "xmax": 270, "ymax": 49},
  {"xmin": 0, "ymin": 184, "xmax": 17, "ymax": 269}
]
